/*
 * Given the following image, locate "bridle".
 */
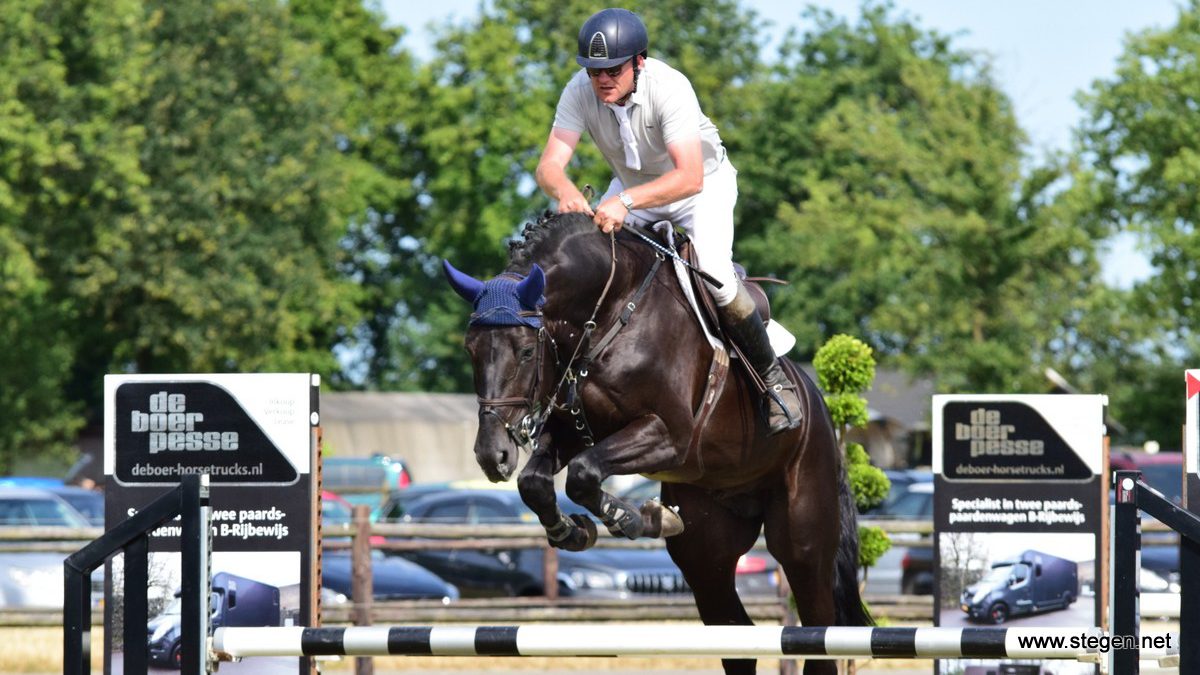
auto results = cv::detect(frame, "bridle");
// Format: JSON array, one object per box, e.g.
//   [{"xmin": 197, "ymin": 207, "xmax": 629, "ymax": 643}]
[
  {"xmin": 474, "ymin": 231, "xmax": 664, "ymax": 455},
  {"xmin": 475, "ymin": 323, "xmax": 556, "ymax": 453}
]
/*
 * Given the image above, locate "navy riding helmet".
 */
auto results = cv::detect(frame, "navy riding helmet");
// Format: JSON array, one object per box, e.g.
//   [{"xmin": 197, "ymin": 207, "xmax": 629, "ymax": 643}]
[{"xmin": 576, "ymin": 8, "xmax": 648, "ymax": 68}]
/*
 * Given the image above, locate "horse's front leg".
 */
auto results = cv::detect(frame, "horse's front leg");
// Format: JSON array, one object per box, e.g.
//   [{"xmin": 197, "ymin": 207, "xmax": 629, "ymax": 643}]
[
  {"xmin": 517, "ymin": 447, "xmax": 597, "ymax": 552},
  {"xmin": 564, "ymin": 414, "xmax": 685, "ymax": 540}
]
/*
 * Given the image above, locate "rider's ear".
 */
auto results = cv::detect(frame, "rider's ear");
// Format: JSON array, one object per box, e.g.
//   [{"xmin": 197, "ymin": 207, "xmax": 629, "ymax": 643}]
[
  {"xmin": 516, "ymin": 264, "xmax": 546, "ymax": 309},
  {"xmin": 443, "ymin": 259, "xmax": 485, "ymax": 304}
]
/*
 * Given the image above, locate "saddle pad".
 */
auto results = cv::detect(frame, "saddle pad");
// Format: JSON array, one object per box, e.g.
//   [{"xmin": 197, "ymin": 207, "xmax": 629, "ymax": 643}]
[{"xmin": 650, "ymin": 221, "xmax": 796, "ymax": 357}]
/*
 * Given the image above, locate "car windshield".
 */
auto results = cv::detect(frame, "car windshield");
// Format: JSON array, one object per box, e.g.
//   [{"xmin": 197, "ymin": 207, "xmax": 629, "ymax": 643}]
[
  {"xmin": 981, "ymin": 565, "xmax": 1013, "ymax": 585},
  {"xmin": 57, "ymin": 492, "xmax": 103, "ymax": 525},
  {"xmin": 876, "ymin": 487, "xmax": 931, "ymax": 518},
  {"xmin": 1139, "ymin": 465, "xmax": 1182, "ymax": 504},
  {"xmin": 0, "ymin": 496, "xmax": 87, "ymax": 526}
]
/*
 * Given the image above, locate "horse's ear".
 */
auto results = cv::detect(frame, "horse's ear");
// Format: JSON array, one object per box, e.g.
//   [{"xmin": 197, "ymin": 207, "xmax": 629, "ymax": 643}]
[
  {"xmin": 442, "ymin": 259, "xmax": 485, "ymax": 304},
  {"xmin": 516, "ymin": 264, "xmax": 545, "ymax": 309}
]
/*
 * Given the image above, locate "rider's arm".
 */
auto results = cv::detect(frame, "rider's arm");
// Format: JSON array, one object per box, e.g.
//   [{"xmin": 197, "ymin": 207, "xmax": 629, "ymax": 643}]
[
  {"xmin": 593, "ymin": 135, "xmax": 704, "ymax": 233},
  {"xmin": 536, "ymin": 128, "xmax": 594, "ymax": 215},
  {"xmin": 620, "ymin": 135, "xmax": 704, "ymax": 208}
]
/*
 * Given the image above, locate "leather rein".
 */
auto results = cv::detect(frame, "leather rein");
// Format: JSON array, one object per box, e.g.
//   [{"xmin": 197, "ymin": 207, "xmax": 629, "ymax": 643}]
[{"xmin": 477, "ymin": 232, "xmax": 665, "ymax": 454}]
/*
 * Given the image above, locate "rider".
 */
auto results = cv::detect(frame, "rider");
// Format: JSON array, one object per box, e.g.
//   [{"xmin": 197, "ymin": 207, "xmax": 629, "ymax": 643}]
[{"xmin": 534, "ymin": 8, "xmax": 803, "ymax": 435}]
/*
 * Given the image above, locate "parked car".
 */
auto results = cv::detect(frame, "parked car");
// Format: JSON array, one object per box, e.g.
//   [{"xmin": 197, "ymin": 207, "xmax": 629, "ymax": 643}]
[
  {"xmin": 613, "ymin": 477, "xmax": 781, "ymax": 596},
  {"xmin": 373, "ymin": 480, "xmax": 515, "ymax": 524},
  {"xmin": 861, "ymin": 469, "xmax": 932, "ymax": 517},
  {"xmin": 318, "ymin": 487, "xmax": 455, "ymax": 601},
  {"xmin": 0, "ymin": 487, "xmax": 91, "ymax": 527},
  {"xmin": 322, "ymin": 490, "xmax": 388, "ymax": 547},
  {"xmin": 0, "ymin": 476, "xmax": 65, "ymax": 489},
  {"xmin": 322, "ymin": 455, "xmax": 413, "ymax": 508},
  {"xmin": 960, "ymin": 549, "xmax": 1078, "ymax": 624},
  {"xmin": 860, "ymin": 475, "xmax": 934, "ymax": 595},
  {"xmin": 1110, "ymin": 449, "xmax": 1183, "ymax": 507},
  {"xmin": 388, "ymin": 487, "xmax": 702, "ymax": 599},
  {"xmin": 45, "ymin": 486, "xmax": 104, "ymax": 526},
  {"xmin": 864, "ymin": 474, "xmax": 934, "ymax": 521},
  {"xmin": 1110, "ymin": 449, "xmax": 1182, "ymax": 583},
  {"xmin": 0, "ymin": 487, "xmax": 100, "ymax": 608},
  {"xmin": 321, "ymin": 550, "xmax": 459, "ymax": 602},
  {"xmin": 900, "ymin": 545, "xmax": 934, "ymax": 595}
]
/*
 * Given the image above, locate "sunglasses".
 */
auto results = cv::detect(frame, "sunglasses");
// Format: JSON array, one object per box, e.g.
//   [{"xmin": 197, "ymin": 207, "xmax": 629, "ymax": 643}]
[{"xmin": 587, "ymin": 60, "xmax": 630, "ymax": 79}]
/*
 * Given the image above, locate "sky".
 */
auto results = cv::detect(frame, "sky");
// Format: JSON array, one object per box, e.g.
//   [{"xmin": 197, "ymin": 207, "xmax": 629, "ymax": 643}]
[{"xmin": 381, "ymin": 0, "xmax": 1186, "ymax": 287}]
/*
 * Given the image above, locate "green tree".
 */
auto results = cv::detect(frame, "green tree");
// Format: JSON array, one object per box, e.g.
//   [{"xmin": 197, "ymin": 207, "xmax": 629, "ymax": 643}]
[
  {"xmin": 5, "ymin": 0, "xmax": 364, "ymax": 457},
  {"xmin": 0, "ymin": 0, "xmax": 150, "ymax": 464},
  {"xmin": 1077, "ymin": 0, "xmax": 1200, "ymax": 444},
  {"xmin": 732, "ymin": 4, "xmax": 1106, "ymax": 396},
  {"xmin": 93, "ymin": 0, "xmax": 359, "ymax": 377},
  {"xmin": 349, "ymin": 0, "xmax": 764, "ymax": 391},
  {"xmin": 0, "ymin": 229, "xmax": 82, "ymax": 471},
  {"xmin": 813, "ymin": 334, "xmax": 890, "ymax": 568}
]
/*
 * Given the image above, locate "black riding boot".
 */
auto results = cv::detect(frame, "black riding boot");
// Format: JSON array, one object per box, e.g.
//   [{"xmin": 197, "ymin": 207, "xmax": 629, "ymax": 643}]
[{"xmin": 718, "ymin": 284, "xmax": 803, "ymax": 435}]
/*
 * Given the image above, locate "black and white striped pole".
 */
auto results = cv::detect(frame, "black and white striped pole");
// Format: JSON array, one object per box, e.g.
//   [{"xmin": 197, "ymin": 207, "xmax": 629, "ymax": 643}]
[{"xmin": 212, "ymin": 625, "xmax": 1143, "ymax": 661}]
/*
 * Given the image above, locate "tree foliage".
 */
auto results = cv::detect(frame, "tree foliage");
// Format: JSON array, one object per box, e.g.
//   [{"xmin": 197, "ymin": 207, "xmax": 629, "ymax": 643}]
[
  {"xmin": 732, "ymin": 5, "xmax": 1108, "ymax": 399},
  {"xmin": 3, "ymin": 0, "xmax": 1196, "ymax": 468},
  {"xmin": 1077, "ymin": 0, "xmax": 1200, "ymax": 444}
]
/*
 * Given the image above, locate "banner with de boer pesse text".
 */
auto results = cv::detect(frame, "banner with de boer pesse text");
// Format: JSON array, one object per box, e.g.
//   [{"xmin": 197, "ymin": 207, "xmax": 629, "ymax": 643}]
[
  {"xmin": 933, "ymin": 394, "xmax": 1105, "ymax": 675},
  {"xmin": 103, "ymin": 373, "xmax": 319, "ymax": 674}
]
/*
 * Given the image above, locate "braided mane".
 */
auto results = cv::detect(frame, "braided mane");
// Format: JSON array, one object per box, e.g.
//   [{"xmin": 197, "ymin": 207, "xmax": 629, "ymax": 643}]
[{"xmin": 506, "ymin": 211, "xmax": 596, "ymax": 273}]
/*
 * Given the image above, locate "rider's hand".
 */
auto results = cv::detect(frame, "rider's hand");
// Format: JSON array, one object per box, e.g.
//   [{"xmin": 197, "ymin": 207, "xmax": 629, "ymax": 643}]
[
  {"xmin": 556, "ymin": 189, "xmax": 595, "ymax": 216},
  {"xmin": 593, "ymin": 196, "xmax": 628, "ymax": 234}
]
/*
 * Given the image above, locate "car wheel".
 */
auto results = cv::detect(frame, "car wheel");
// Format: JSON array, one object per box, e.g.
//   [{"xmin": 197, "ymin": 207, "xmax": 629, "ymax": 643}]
[
  {"xmin": 1064, "ymin": 591, "xmax": 1075, "ymax": 606},
  {"xmin": 988, "ymin": 602, "xmax": 1009, "ymax": 624},
  {"xmin": 170, "ymin": 641, "xmax": 183, "ymax": 670}
]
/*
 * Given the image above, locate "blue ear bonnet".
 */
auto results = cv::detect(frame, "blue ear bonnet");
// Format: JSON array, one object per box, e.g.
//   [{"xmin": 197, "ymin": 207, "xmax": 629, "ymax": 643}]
[{"xmin": 470, "ymin": 275, "xmax": 545, "ymax": 329}]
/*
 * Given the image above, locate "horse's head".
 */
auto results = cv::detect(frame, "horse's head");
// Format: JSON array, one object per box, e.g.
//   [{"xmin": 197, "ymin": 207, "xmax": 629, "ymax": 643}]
[{"xmin": 443, "ymin": 259, "xmax": 553, "ymax": 482}]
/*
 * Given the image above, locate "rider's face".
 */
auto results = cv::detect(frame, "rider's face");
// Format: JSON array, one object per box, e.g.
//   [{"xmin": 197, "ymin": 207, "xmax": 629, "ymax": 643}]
[{"xmin": 588, "ymin": 57, "xmax": 637, "ymax": 105}]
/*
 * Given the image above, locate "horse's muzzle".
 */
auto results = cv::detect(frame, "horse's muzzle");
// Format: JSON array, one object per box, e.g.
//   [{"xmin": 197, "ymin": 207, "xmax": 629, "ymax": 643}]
[{"xmin": 474, "ymin": 415, "xmax": 519, "ymax": 482}]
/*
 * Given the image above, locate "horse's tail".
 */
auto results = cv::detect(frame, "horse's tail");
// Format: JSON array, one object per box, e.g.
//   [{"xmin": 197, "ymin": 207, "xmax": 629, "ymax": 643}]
[{"xmin": 834, "ymin": 450, "xmax": 874, "ymax": 626}]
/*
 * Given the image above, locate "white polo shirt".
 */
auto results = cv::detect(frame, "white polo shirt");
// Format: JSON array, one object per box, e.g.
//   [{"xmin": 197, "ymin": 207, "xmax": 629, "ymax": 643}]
[{"xmin": 552, "ymin": 58, "xmax": 726, "ymax": 189}]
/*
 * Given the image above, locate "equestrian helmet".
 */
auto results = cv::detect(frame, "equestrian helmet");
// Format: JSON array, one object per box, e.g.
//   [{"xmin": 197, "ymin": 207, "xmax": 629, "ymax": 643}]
[{"xmin": 576, "ymin": 8, "xmax": 648, "ymax": 68}]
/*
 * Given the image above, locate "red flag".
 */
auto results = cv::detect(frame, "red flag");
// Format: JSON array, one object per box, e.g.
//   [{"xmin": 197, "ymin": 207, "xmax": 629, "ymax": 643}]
[{"xmin": 1188, "ymin": 372, "xmax": 1200, "ymax": 399}]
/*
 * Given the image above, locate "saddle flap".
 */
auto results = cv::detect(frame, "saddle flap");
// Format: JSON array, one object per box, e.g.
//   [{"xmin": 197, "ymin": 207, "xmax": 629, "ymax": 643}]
[{"xmin": 678, "ymin": 240, "xmax": 771, "ymax": 327}]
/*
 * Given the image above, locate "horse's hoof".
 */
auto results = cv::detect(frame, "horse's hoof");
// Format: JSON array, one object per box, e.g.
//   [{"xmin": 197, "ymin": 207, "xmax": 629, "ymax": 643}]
[
  {"xmin": 642, "ymin": 499, "xmax": 685, "ymax": 538},
  {"xmin": 570, "ymin": 513, "xmax": 599, "ymax": 548},
  {"xmin": 551, "ymin": 514, "xmax": 598, "ymax": 552}
]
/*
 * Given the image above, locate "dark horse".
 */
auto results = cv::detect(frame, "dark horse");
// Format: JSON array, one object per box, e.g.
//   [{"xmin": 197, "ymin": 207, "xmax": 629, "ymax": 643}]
[{"xmin": 443, "ymin": 212, "xmax": 871, "ymax": 674}]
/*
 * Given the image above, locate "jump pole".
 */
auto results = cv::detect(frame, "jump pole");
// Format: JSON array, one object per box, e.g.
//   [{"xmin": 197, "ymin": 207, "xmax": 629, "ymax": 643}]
[{"xmin": 212, "ymin": 625, "xmax": 1162, "ymax": 661}]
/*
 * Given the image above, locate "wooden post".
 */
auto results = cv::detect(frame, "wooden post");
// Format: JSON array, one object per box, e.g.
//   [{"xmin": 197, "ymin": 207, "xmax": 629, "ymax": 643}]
[
  {"xmin": 542, "ymin": 543, "xmax": 559, "ymax": 600},
  {"xmin": 352, "ymin": 505, "xmax": 374, "ymax": 675}
]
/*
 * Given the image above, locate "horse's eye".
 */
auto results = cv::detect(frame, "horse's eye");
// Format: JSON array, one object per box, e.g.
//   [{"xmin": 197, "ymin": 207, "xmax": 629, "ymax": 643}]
[{"xmin": 519, "ymin": 345, "xmax": 536, "ymax": 362}]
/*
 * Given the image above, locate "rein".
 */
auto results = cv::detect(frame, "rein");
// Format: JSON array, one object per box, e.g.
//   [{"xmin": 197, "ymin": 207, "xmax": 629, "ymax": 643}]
[
  {"xmin": 546, "ymin": 232, "xmax": 664, "ymax": 447},
  {"xmin": 488, "ymin": 230, "xmax": 664, "ymax": 453}
]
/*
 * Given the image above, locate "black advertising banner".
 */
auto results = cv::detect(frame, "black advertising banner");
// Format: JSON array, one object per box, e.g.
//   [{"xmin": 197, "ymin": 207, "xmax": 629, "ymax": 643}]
[
  {"xmin": 103, "ymin": 374, "xmax": 318, "ymax": 675},
  {"xmin": 933, "ymin": 395, "xmax": 1105, "ymax": 675}
]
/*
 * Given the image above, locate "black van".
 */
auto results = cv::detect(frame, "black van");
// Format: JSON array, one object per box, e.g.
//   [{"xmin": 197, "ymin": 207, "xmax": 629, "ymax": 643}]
[
  {"xmin": 960, "ymin": 549, "xmax": 1078, "ymax": 624},
  {"xmin": 148, "ymin": 572, "xmax": 281, "ymax": 667}
]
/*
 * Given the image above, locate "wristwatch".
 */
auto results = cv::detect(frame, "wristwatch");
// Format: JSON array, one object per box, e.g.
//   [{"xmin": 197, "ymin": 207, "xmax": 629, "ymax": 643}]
[{"xmin": 618, "ymin": 191, "xmax": 634, "ymax": 210}]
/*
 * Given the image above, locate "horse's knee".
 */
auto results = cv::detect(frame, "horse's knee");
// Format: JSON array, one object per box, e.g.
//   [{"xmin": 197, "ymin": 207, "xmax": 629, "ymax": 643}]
[
  {"xmin": 564, "ymin": 456, "xmax": 603, "ymax": 507},
  {"xmin": 517, "ymin": 459, "xmax": 556, "ymax": 511}
]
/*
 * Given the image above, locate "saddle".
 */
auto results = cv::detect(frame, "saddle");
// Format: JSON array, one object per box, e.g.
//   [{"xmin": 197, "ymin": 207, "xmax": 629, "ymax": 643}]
[{"xmin": 635, "ymin": 223, "xmax": 786, "ymax": 393}]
